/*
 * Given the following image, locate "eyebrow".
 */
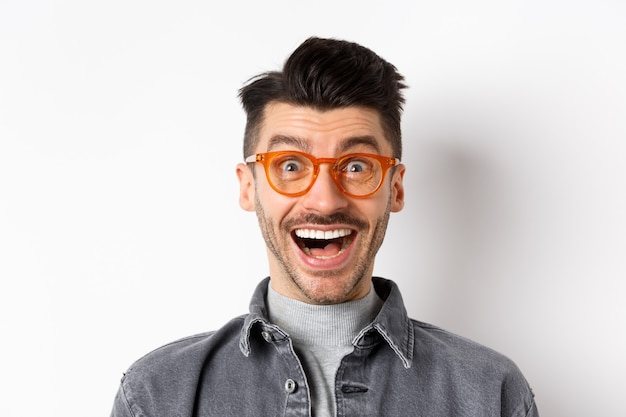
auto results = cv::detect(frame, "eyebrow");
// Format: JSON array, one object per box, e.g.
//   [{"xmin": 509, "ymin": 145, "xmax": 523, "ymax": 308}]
[
  {"xmin": 266, "ymin": 135, "xmax": 382, "ymax": 154},
  {"xmin": 337, "ymin": 136, "xmax": 382, "ymax": 154},
  {"xmin": 266, "ymin": 135, "xmax": 310, "ymax": 152}
]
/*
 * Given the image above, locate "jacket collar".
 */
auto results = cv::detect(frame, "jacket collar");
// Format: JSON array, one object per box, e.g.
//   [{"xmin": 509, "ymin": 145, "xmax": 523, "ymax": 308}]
[{"xmin": 239, "ymin": 277, "xmax": 413, "ymax": 369}]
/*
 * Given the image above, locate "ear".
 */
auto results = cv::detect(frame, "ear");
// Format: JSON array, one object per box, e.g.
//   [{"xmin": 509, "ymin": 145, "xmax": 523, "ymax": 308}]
[
  {"xmin": 236, "ymin": 163, "xmax": 256, "ymax": 212},
  {"xmin": 390, "ymin": 164, "xmax": 405, "ymax": 213}
]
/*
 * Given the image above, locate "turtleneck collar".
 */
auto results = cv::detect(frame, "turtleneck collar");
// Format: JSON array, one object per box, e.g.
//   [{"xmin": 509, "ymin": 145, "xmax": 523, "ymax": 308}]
[{"xmin": 266, "ymin": 282, "xmax": 384, "ymax": 347}]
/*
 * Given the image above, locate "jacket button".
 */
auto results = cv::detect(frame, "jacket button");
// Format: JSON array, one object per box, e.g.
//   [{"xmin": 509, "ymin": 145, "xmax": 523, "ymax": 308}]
[{"xmin": 284, "ymin": 379, "xmax": 297, "ymax": 393}]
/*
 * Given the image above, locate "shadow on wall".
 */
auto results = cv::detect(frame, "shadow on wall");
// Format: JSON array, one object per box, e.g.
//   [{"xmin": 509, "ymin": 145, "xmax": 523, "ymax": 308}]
[{"xmin": 399, "ymin": 127, "xmax": 524, "ymax": 336}]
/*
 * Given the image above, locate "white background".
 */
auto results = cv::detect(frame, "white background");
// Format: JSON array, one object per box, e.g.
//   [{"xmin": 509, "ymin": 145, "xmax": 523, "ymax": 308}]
[{"xmin": 1, "ymin": 1, "xmax": 624, "ymax": 416}]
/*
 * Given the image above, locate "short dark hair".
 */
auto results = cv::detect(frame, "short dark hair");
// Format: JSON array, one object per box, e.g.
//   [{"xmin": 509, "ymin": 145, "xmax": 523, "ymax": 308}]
[{"xmin": 239, "ymin": 37, "xmax": 407, "ymax": 159}]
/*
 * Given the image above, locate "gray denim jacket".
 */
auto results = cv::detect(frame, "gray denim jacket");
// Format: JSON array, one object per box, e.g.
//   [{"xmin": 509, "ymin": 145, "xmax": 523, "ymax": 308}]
[{"xmin": 111, "ymin": 277, "xmax": 538, "ymax": 417}]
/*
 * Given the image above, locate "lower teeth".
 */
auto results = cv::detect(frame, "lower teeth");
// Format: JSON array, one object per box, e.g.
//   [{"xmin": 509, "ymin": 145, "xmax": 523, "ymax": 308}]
[{"xmin": 302, "ymin": 247, "xmax": 345, "ymax": 259}]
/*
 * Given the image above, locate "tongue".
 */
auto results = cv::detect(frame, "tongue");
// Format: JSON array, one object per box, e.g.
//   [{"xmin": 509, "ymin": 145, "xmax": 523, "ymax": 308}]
[{"xmin": 309, "ymin": 242, "xmax": 342, "ymax": 257}]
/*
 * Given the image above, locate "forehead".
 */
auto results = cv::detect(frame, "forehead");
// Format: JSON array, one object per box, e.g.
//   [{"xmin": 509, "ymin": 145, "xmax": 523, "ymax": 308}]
[{"xmin": 256, "ymin": 102, "xmax": 389, "ymax": 154}]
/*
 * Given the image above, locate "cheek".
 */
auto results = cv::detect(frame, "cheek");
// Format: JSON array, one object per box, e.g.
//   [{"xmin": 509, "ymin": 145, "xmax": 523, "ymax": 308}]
[
  {"xmin": 355, "ymin": 198, "xmax": 390, "ymax": 225},
  {"xmin": 367, "ymin": 186, "xmax": 393, "ymax": 213},
  {"xmin": 255, "ymin": 185, "xmax": 297, "ymax": 220}
]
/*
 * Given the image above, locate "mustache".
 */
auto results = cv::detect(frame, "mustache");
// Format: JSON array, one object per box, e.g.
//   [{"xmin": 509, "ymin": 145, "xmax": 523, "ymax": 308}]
[{"xmin": 284, "ymin": 213, "xmax": 367, "ymax": 230}]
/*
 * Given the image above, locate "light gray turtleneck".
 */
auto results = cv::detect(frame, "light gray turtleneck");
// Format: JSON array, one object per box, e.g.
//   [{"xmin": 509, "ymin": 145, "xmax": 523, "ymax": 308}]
[{"xmin": 267, "ymin": 283, "xmax": 384, "ymax": 417}]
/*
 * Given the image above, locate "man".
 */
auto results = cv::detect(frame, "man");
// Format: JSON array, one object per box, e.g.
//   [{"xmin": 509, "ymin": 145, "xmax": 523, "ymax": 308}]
[{"xmin": 110, "ymin": 37, "xmax": 539, "ymax": 416}]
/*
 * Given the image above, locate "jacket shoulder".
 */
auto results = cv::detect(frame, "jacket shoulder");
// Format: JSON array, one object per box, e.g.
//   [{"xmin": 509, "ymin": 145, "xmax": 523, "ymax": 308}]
[
  {"xmin": 126, "ymin": 315, "xmax": 245, "ymax": 375},
  {"xmin": 411, "ymin": 319, "xmax": 517, "ymax": 369},
  {"xmin": 409, "ymin": 319, "xmax": 537, "ymax": 416},
  {"xmin": 113, "ymin": 316, "xmax": 246, "ymax": 416}
]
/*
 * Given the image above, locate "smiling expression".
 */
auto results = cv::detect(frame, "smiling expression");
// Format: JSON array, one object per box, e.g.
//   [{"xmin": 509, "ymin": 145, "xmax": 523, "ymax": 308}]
[{"xmin": 237, "ymin": 102, "xmax": 405, "ymax": 304}]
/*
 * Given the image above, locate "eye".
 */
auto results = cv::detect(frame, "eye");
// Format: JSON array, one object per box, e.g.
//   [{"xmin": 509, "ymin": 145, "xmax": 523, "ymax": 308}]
[
  {"xmin": 346, "ymin": 160, "xmax": 367, "ymax": 173},
  {"xmin": 271, "ymin": 153, "xmax": 312, "ymax": 181},
  {"xmin": 340, "ymin": 157, "xmax": 374, "ymax": 175},
  {"xmin": 279, "ymin": 159, "xmax": 304, "ymax": 172}
]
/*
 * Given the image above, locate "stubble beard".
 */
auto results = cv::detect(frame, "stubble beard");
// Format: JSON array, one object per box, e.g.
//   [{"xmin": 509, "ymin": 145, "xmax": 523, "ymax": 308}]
[{"xmin": 254, "ymin": 193, "xmax": 392, "ymax": 304}]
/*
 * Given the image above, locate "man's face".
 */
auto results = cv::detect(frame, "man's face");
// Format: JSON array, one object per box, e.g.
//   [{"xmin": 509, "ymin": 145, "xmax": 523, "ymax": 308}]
[{"xmin": 237, "ymin": 102, "xmax": 405, "ymax": 305}]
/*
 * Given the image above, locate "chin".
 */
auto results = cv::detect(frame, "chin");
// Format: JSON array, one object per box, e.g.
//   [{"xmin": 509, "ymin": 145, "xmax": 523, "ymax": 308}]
[{"xmin": 294, "ymin": 273, "xmax": 366, "ymax": 304}]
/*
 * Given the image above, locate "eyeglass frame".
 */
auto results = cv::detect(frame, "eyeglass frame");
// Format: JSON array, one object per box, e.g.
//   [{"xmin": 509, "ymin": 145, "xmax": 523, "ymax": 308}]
[{"xmin": 245, "ymin": 150, "xmax": 401, "ymax": 198}]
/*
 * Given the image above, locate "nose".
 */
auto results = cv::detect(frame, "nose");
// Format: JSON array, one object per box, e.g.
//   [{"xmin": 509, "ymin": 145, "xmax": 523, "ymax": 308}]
[{"xmin": 300, "ymin": 165, "xmax": 349, "ymax": 214}]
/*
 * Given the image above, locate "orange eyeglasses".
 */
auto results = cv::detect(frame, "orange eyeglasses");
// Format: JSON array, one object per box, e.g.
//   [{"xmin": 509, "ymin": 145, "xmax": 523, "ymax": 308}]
[{"xmin": 245, "ymin": 151, "xmax": 400, "ymax": 198}]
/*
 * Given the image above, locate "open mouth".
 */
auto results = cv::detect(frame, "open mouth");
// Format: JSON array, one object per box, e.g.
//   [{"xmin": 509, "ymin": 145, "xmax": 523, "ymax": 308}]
[{"xmin": 292, "ymin": 228, "xmax": 355, "ymax": 259}]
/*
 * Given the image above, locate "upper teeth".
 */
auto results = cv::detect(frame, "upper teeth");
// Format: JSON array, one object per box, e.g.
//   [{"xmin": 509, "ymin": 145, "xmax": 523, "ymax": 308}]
[{"xmin": 294, "ymin": 228, "xmax": 352, "ymax": 240}]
